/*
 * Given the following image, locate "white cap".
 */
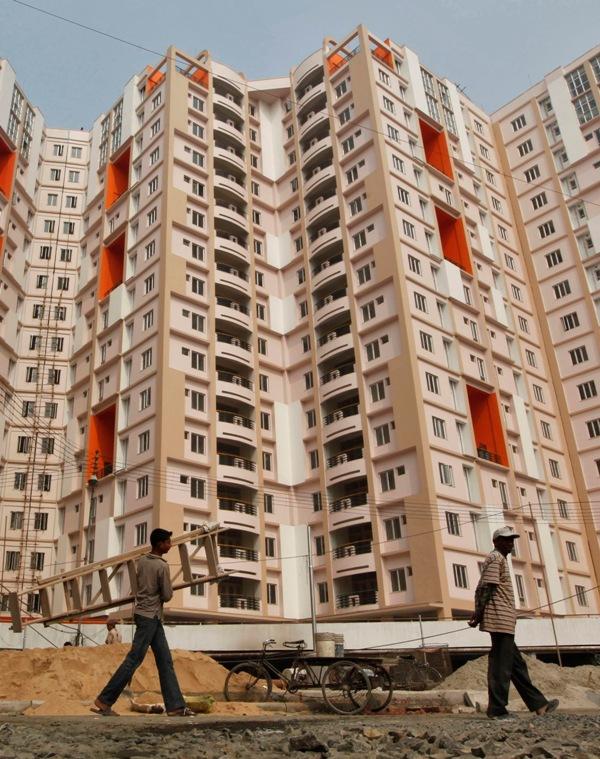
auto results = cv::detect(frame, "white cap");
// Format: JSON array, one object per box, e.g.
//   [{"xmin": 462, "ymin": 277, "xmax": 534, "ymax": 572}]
[{"xmin": 493, "ymin": 526, "xmax": 520, "ymax": 541}]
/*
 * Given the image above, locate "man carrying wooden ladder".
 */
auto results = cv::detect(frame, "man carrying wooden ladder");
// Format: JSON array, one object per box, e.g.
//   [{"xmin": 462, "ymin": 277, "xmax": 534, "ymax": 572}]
[{"xmin": 93, "ymin": 528, "xmax": 193, "ymax": 717}]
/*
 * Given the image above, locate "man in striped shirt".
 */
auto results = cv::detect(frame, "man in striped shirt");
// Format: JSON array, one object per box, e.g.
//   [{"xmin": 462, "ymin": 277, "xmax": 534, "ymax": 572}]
[{"xmin": 469, "ymin": 526, "xmax": 559, "ymax": 720}]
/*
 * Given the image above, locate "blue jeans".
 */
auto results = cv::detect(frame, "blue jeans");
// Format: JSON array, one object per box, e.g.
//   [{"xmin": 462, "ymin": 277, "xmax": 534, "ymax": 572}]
[{"xmin": 97, "ymin": 614, "xmax": 186, "ymax": 712}]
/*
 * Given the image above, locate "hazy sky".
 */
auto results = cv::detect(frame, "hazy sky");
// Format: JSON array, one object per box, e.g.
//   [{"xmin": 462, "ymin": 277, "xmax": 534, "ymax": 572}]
[{"xmin": 1, "ymin": 0, "xmax": 599, "ymax": 128}]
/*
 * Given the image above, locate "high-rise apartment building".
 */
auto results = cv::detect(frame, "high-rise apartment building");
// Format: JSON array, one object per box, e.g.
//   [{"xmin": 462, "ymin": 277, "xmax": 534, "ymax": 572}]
[{"xmin": 1, "ymin": 27, "xmax": 599, "ymax": 622}]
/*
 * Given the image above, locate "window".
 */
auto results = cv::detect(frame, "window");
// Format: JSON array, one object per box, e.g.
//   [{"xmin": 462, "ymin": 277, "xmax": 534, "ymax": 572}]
[
  {"xmin": 361, "ymin": 301, "xmax": 376, "ymax": 322},
  {"xmin": 549, "ymin": 459, "xmax": 561, "ymax": 478},
  {"xmin": 5, "ymin": 551, "xmax": 20, "ymax": 571},
  {"xmin": 258, "ymin": 337, "xmax": 267, "ymax": 355},
  {"xmin": 312, "ymin": 492, "xmax": 322, "ymax": 512},
  {"xmin": 414, "ymin": 292, "xmax": 427, "ymax": 312},
  {"xmin": 392, "ymin": 154, "xmax": 405, "ymax": 173},
  {"xmin": 380, "ymin": 469, "xmax": 395, "ymax": 492},
  {"xmin": 315, "ymin": 535, "xmax": 325, "ymax": 556},
  {"xmin": 191, "ymin": 351, "xmax": 204, "ymax": 370},
  {"xmin": 309, "ymin": 450, "xmax": 318, "ymax": 469},
  {"xmin": 357, "ymin": 263, "xmax": 371, "ymax": 285},
  {"xmin": 318, "ymin": 582, "xmax": 329, "ymax": 604},
  {"xmin": 137, "ymin": 476, "xmax": 149, "ymax": 499},
  {"xmin": 569, "ymin": 345, "xmax": 588, "ymax": 365},
  {"xmin": 265, "ymin": 537, "xmax": 275, "ymax": 557},
  {"xmin": 511, "ymin": 114, "xmax": 526, "ymax": 131},
  {"xmin": 306, "ymin": 409, "xmax": 316, "ymax": 428},
  {"xmin": 439, "ymin": 462, "xmax": 454, "ymax": 486},
  {"xmin": 390, "ymin": 568, "xmax": 407, "ymax": 593},
  {"xmin": 135, "ymin": 522, "xmax": 148, "ymax": 546},
  {"xmin": 524, "ymin": 165, "xmax": 540, "ymax": 183},
  {"xmin": 260, "ymin": 411, "xmax": 271, "ymax": 430},
  {"xmin": 349, "ymin": 196, "xmax": 362, "ymax": 215},
  {"xmin": 366, "ymin": 339, "xmax": 380, "ymax": 361},
  {"xmin": 10, "ymin": 511, "xmax": 24, "ymax": 530},
  {"xmin": 445, "ymin": 511, "xmax": 461, "ymax": 536},
  {"xmin": 533, "ymin": 384, "xmax": 545, "ymax": 403},
  {"xmin": 515, "ymin": 574, "xmax": 526, "ymax": 604},
  {"xmin": 385, "ymin": 517, "xmax": 402, "ymax": 540},
  {"xmin": 138, "ymin": 430, "xmax": 150, "ymax": 453},
  {"xmin": 191, "ymin": 478, "xmax": 205, "ymax": 499},
  {"xmin": 538, "ymin": 221, "xmax": 555, "ymax": 239},
  {"xmin": 266, "ymin": 584, "xmax": 277, "ymax": 604},
  {"xmin": 57, "ymin": 276, "xmax": 69, "ymax": 291},
  {"xmin": 264, "ymin": 493, "xmax": 274, "ymax": 513},
  {"xmin": 531, "ymin": 192, "xmax": 547, "ymax": 210},
  {"xmin": 578, "ymin": 380, "xmax": 597, "ymax": 400},
  {"xmin": 432, "ymin": 416, "xmax": 447, "ymax": 438},
  {"xmin": 141, "ymin": 348, "xmax": 153, "ymax": 369},
  {"xmin": 545, "ymin": 249, "xmax": 563, "ymax": 268},
  {"xmin": 587, "ymin": 418, "xmax": 600, "ymax": 438},
  {"xmin": 540, "ymin": 421, "xmax": 552, "ymax": 439},
  {"xmin": 575, "ymin": 585, "xmax": 588, "ymax": 607},
  {"xmin": 14, "ymin": 473, "xmax": 27, "ymax": 491},
  {"xmin": 260, "ymin": 374, "xmax": 269, "ymax": 392},
  {"xmin": 38, "ymin": 474, "xmax": 52, "ymax": 492},
  {"xmin": 425, "ymin": 372, "xmax": 440, "ymax": 394},
  {"xmin": 525, "ymin": 349, "xmax": 537, "ymax": 368},
  {"xmin": 566, "ymin": 541, "xmax": 578, "ymax": 562},
  {"xmin": 140, "ymin": 387, "xmax": 152, "ymax": 409},
  {"xmin": 453, "ymin": 564, "xmax": 468, "ymax": 588},
  {"xmin": 402, "ymin": 220, "xmax": 416, "ymax": 239},
  {"xmin": 553, "ymin": 280, "xmax": 571, "ymax": 299},
  {"xmin": 517, "ymin": 139, "xmax": 533, "ymax": 157},
  {"xmin": 370, "ymin": 378, "xmax": 387, "ymax": 402},
  {"xmin": 408, "ymin": 255, "xmax": 421, "ymax": 275},
  {"xmin": 420, "ymin": 331, "xmax": 433, "ymax": 352},
  {"xmin": 375, "ymin": 423, "xmax": 391, "ymax": 446},
  {"xmin": 574, "ymin": 92, "xmax": 599, "ymax": 125}
]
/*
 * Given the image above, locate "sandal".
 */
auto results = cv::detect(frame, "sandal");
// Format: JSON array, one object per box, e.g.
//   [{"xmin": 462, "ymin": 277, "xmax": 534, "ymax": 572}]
[
  {"xmin": 90, "ymin": 706, "xmax": 119, "ymax": 717},
  {"xmin": 167, "ymin": 707, "xmax": 195, "ymax": 717}
]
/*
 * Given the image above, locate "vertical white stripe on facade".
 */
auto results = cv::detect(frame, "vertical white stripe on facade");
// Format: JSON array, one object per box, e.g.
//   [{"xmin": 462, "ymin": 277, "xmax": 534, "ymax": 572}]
[
  {"xmin": 0, "ymin": 60, "xmax": 16, "ymax": 134},
  {"xmin": 491, "ymin": 287, "xmax": 508, "ymax": 326},
  {"xmin": 266, "ymin": 231, "xmax": 293, "ymax": 268},
  {"xmin": 513, "ymin": 395, "xmax": 539, "ymax": 479},
  {"xmin": 478, "ymin": 223, "xmax": 496, "ymax": 261},
  {"xmin": 257, "ymin": 100, "xmax": 286, "ymax": 180},
  {"xmin": 536, "ymin": 521, "xmax": 567, "ymax": 614},
  {"xmin": 268, "ymin": 293, "xmax": 297, "ymax": 334},
  {"xmin": 403, "ymin": 48, "xmax": 428, "ymax": 114},
  {"xmin": 279, "ymin": 525, "xmax": 311, "ymax": 618},
  {"xmin": 274, "ymin": 400, "xmax": 305, "ymax": 485},
  {"xmin": 588, "ymin": 212, "xmax": 600, "ymax": 252},
  {"xmin": 546, "ymin": 75, "xmax": 587, "ymax": 164},
  {"xmin": 445, "ymin": 79, "xmax": 472, "ymax": 166}
]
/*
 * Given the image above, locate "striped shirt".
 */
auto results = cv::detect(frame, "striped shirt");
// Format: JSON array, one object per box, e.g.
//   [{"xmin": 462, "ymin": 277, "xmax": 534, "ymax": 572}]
[{"xmin": 475, "ymin": 549, "xmax": 516, "ymax": 634}]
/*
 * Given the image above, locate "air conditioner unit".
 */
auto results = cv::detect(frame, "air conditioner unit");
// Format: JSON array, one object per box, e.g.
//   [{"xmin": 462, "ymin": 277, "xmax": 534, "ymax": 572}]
[
  {"xmin": 318, "ymin": 227, "xmax": 328, "ymax": 237},
  {"xmin": 333, "ymin": 409, "xmax": 343, "ymax": 420},
  {"xmin": 305, "ymin": 84, "xmax": 313, "ymax": 94},
  {"xmin": 341, "ymin": 498, "xmax": 351, "ymax": 509},
  {"xmin": 228, "ymin": 204, "xmax": 237, "ymax": 212},
  {"xmin": 228, "ymin": 174, "xmax": 237, "ymax": 182},
  {"xmin": 233, "ymin": 415, "xmax": 243, "ymax": 425},
  {"xmin": 232, "ymin": 375, "xmax": 242, "ymax": 385},
  {"xmin": 324, "ymin": 294, "xmax": 333, "ymax": 304},
  {"xmin": 328, "ymin": 332, "xmax": 337, "ymax": 342},
  {"xmin": 312, "ymin": 167, "xmax": 321, "ymax": 176},
  {"xmin": 226, "ymin": 93, "xmax": 235, "ymax": 102},
  {"xmin": 231, "ymin": 337, "xmax": 241, "ymax": 347},
  {"xmin": 310, "ymin": 137, "xmax": 318, "ymax": 147},
  {"xmin": 229, "ymin": 235, "xmax": 238, "ymax": 244},
  {"xmin": 307, "ymin": 111, "xmax": 315, "ymax": 120},
  {"xmin": 348, "ymin": 594, "xmax": 360, "ymax": 606},
  {"xmin": 231, "ymin": 302, "xmax": 240, "ymax": 311},
  {"xmin": 339, "ymin": 452, "xmax": 348, "ymax": 464},
  {"xmin": 230, "ymin": 269, "xmax": 239, "ymax": 276},
  {"xmin": 234, "ymin": 501, "xmax": 245, "ymax": 510},
  {"xmin": 321, "ymin": 260, "xmax": 329, "ymax": 269},
  {"xmin": 226, "ymin": 119, "xmax": 235, "ymax": 127},
  {"xmin": 227, "ymin": 146, "xmax": 237, "ymax": 154},
  {"xmin": 330, "ymin": 369, "xmax": 340, "ymax": 379},
  {"xmin": 315, "ymin": 196, "xmax": 324, "ymax": 205}
]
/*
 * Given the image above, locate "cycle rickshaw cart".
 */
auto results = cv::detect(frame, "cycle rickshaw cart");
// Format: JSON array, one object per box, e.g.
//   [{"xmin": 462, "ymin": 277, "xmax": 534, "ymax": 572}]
[{"xmin": 223, "ymin": 638, "xmax": 394, "ymax": 715}]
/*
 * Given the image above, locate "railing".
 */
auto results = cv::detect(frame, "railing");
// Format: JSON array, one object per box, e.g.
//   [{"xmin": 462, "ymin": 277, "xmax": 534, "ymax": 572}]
[
  {"xmin": 332, "ymin": 540, "xmax": 372, "ymax": 559},
  {"xmin": 477, "ymin": 447, "xmax": 502, "ymax": 464},
  {"xmin": 219, "ymin": 594, "xmax": 260, "ymax": 610},
  {"xmin": 336, "ymin": 589, "xmax": 378, "ymax": 609},
  {"xmin": 323, "ymin": 403, "xmax": 359, "ymax": 425},
  {"xmin": 216, "ymin": 297, "xmax": 249, "ymax": 315},
  {"xmin": 317, "ymin": 323, "xmax": 351, "ymax": 347},
  {"xmin": 327, "ymin": 447, "xmax": 363, "ymax": 468},
  {"xmin": 219, "ymin": 545, "xmax": 258, "ymax": 561},
  {"xmin": 314, "ymin": 287, "xmax": 347, "ymax": 311},
  {"xmin": 330, "ymin": 491, "xmax": 368, "ymax": 513},
  {"xmin": 216, "ymin": 263, "xmax": 249, "ymax": 281},
  {"xmin": 218, "ymin": 453, "xmax": 256, "ymax": 471},
  {"xmin": 217, "ymin": 333, "xmax": 251, "ymax": 351},
  {"xmin": 215, "ymin": 170, "xmax": 244, "ymax": 187},
  {"xmin": 218, "ymin": 410, "xmax": 254, "ymax": 429},
  {"xmin": 321, "ymin": 362, "xmax": 355, "ymax": 385},
  {"xmin": 307, "ymin": 191, "xmax": 337, "ymax": 212},
  {"xmin": 309, "ymin": 225, "xmax": 339, "ymax": 244},
  {"xmin": 216, "ymin": 200, "xmax": 245, "ymax": 216},
  {"xmin": 218, "ymin": 498, "xmax": 257, "ymax": 516},
  {"xmin": 97, "ymin": 463, "xmax": 113, "ymax": 479},
  {"xmin": 215, "ymin": 232, "xmax": 248, "ymax": 249},
  {"xmin": 216, "ymin": 370, "xmax": 253, "ymax": 389},
  {"xmin": 312, "ymin": 252, "xmax": 343, "ymax": 276}
]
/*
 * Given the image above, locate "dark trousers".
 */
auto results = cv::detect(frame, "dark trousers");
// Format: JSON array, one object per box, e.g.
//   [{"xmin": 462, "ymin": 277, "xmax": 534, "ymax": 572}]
[
  {"xmin": 487, "ymin": 632, "xmax": 548, "ymax": 716},
  {"xmin": 97, "ymin": 614, "xmax": 185, "ymax": 713}
]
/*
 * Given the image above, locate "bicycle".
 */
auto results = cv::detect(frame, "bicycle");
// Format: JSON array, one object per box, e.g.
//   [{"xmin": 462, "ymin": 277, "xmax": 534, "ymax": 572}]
[
  {"xmin": 223, "ymin": 638, "xmax": 372, "ymax": 714},
  {"xmin": 392, "ymin": 654, "xmax": 443, "ymax": 690}
]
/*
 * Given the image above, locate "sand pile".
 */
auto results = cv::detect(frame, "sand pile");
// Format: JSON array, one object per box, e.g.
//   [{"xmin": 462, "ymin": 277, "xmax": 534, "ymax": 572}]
[
  {"xmin": 0, "ymin": 644, "xmax": 251, "ymax": 716},
  {"xmin": 444, "ymin": 654, "xmax": 600, "ymax": 693}
]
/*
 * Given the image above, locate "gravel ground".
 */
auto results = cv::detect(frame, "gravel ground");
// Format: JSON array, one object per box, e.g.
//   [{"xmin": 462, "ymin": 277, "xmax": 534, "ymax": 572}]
[{"xmin": 0, "ymin": 712, "xmax": 599, "ymax": 759}]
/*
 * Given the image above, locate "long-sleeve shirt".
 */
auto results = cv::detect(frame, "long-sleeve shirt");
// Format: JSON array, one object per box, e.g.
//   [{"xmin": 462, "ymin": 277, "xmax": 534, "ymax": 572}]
[{"xmin": 133, "ymin": 553, "xmax": 173, "ymax": 619}]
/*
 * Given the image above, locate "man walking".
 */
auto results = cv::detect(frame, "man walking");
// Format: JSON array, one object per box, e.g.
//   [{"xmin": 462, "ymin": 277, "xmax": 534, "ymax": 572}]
[
  {"xmin": 93, "ymin": 528, "xmax": 192, "ymax": 716},
  {"xmin": 469, "ymin": 526, "xmax": 559, "ymax": 720}
]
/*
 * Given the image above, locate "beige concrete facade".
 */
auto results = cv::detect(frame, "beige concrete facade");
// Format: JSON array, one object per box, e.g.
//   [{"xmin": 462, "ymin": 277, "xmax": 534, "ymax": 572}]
[{"xmin": 0, "ymin": 29, "xmax": 599, "ymax": 622}]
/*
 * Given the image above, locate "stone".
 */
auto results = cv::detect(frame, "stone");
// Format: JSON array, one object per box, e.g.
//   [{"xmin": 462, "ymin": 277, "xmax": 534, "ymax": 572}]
[
  {"xmin": 289, "ymin": 732, "xmax": 329, "ymax": 753},
  {"xmin": 471, "ymin": 747, "xmax": 486, "ymax": 758},
  {"xmin": 362, "ymin": 727, "xmax": 384, "ymax": 740}
]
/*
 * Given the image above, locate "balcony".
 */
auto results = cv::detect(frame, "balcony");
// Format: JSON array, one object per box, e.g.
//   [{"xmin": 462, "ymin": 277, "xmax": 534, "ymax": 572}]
[
  {"xmin": 216, "ymin": 332, "xmax": 252, "ymax": 365},
  {"xmin": 306, "ymin": 194, "xmax": 339, "ymax": 228},
  {"xmin": 326, "ymin": 447, "xmax": 366, "ymax": 486},
  {"xmin": 320, "ymin": 363, "xmax": 357, "ymax": 401},
  {"xmin": 312, "ymin": 252, "xmax": 345, "ymax": 290},
  {"xmin": 322, "ymin": 402, "xmax": 361, "ymax": 442},
  {"xmin": 214, "ymin": 119, "xmax": 245, "ymax": 148},
  {"xmin": 214, "ymin": 234, "xmax": 249, "ymax": 264},
  {"xmin": 299, "ymin": 110, "xmax": 329, "ymax": 141},
  {"xmin": 302, "ymin": 135, "xmax": 333, "ymax": 168},
  {"xmin": 332, "ymin": 540, "xmax": 372, "ymax": 560},
  {"xmin": 216, "ymin": 370, "xmax": 254, "ymax": 405},
  {"xmin": 219, "ymin": 545, "xmax": 258, "ymax": 562},
  {"xmin": 214, "ymin": 146, "xmax": 246, "ymax": 173},
  {"xmin": 213, "ymin": 92, "xmax": 244, "ymax": 120},
  {"xmin": 316, "ymin": 324, "xmax": 353, "ymax": 361},
  {"xmin": 309, "ymin": 225, "xmax": 342, "ymax": 259},
  {"xmin": 217, "ymin": 452, "xmax": 257, "ymax": 487},
  {"xmin": 297, "ymin": 80, "xmax": 327, "ymax": 117},
  {"xmin": 304, "ymin": 164, "xmax": 336, "ymax": 198},
  {"xmin": 217, "ymin": 410, "xmax": 256, "ymax": 446},
  {"xmin": 467, "ymin": 385, "xmax": 509, "ymax": 467},
  {"xmin": 219, "ymin": 498, "xmax": 257, "ymax": 517},
  {"xmin": 219, "ymin": 594, "xmax": 260, "ymax": 611},
  {"xmin": 336, "ymin": 589, "xmax": 378, "ymax": 609},
  {"xmin": 215, "ymin": 203, "xmax": 248, "ymax": 235},
  {"xmin": 330, "ymin": 491, "xmax": 368, "ymax": 514},
  {"xmin": 214, "ymin": 172, "xmax": 247, "ymax": 203},
  {"xmin": 314, "ymin": 287, "xmax": 349, "ymax": 326},
  {"xmin": 216, "ymin": 297, "xmax": 251, "ymax": 330}
]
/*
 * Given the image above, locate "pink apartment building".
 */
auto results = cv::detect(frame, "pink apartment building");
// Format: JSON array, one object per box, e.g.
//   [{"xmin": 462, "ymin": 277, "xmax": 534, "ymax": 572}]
[{"xmin": 0, "ymin": 26, "xmax": 599, "ymax": 622}]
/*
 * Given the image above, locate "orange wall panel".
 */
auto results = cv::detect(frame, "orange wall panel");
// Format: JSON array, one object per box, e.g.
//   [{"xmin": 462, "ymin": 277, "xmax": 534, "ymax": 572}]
[
  {"xmin": 146, "ymin": 70, "xmax": 165, "ymax": 95},
  {"xmin": 105, "ymin": 147, "xmax": 131, "ymax": 209},
  {"xmin": 327, "ymin": 52, "xmax": 346, "ymax": 74},
  {"xmin": 373, "ymin": 45, "xmax": 393, "ymax": 68},
  {"xmin": 87, "ymin": 404, "xmax": 116, "ymax": 478},
  {"xmin": 191, "ymin": 67, "xmax": 210, "ymax": 88},
  {"xmin": 98, "ymin": 234, "xmax": 125, "ymax": 300},
  {"xmin": 0, "ymin": 138, "xmax": 17, "ymax": 199},
  {"xmin": 435, "ymin": 207, "xmax": 473, "ymax": 275},
  {"xmin": 419, "ymin": 119, "xmax": 453, "ymax": 180},
  {"xmin": 467, "ymin": 386, "xmax": 509, "ymax": 467}
]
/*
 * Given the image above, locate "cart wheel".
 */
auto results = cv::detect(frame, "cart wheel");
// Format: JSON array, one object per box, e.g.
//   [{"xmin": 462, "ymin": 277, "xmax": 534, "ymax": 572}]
[
  {"xmin": 367, "ymin": 664, "xmax": 393, "ymax": 712},
  {"xmin": 321, "ymin": 660, "xmax": 372, "ymax": 715},
  {"xmin": 224, "ymin": 661, "xmax": 273, "ymax": 702}
]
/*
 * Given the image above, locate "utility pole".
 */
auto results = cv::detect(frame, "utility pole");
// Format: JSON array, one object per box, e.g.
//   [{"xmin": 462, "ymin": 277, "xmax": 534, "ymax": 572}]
[{"xmin": 306, "ymin": 526, "xmax": 317, "ymax": 650}]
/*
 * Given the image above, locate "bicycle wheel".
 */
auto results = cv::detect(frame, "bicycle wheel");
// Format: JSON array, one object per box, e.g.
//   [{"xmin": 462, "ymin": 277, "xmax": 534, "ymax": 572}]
[
  {"xmin": 406, "ymin": 663, "xmax": 443, "ymax": 690},
  {"xmin": 419, "ymin": 663, "xmax": 443, "ymax": 689},
  {"xmin": 322, "ymin": 660, "xmax": 371, "ymax": 715},
  {"xmin": 367, "ymin": 664, "xmax": 393, "ymax": 712},
  {"xmin": 224, "ymin": 661, "xmax": 273, "ymax": 702}
]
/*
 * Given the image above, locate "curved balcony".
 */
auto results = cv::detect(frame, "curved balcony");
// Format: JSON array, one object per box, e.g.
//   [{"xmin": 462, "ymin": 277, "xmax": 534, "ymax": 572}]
[
  {"xmin": 330, "ymin": 491, "xmax": 368, "ymax": 514},
  {"xmin": 329, "ymin": 491, "xmax": 369, "ymax": 528},
  {"xmin": 299, "ymin": 111, "xmax": 329, "ymax": 141},
  {"xmin": 219, "ymin": 594, "xmax": 260, "ymax": 611},
  {"xmin": 332, "ymin": 540, "xmax": 375, "ymax": 575},
  {"xmin": 214, "ymin": 233, "xmax": 249, "ymax": 264},
  {"xmin": 214, "ymin": 74, "xmax": 244, "ymax": 98},
  {"xmin": 214, "ymin": 119, "xmax": 246, "ymax": 148},
  {"xmin": 214, "ymin": 146, "xmax": 246, "ymax": 173},
  {"xmin": 293, "ymin": 50, "xmax": 324, "ymax": 93},
  {"xmin": 217, "ymin": 453, "xmax": 258, "ymax": 487},
  {"xmin": 216, "ymin": 370, "xmax": 254, "ymax": 405},
  {"xmin": 326, "ymin": 447, "xmax": 365, "ymax": 486},
  {"xmin": 314, "ymin": 288, "xmax": 349, "ymax": 327},
  {"xmin": 214, "ymin": 173, "xmax": 247, "ymax": 203},
  {"xmin": 297, "ymin": 81, "xmax": 327, "ymax": 118},
  {"xmin": 336, "ymin": 589, "xmax": 378, "ymax": 610},
  {"xmin": 216, "ymin": 332, "xmax": 252, "ymax": 365},
  {"xmin": 304, "ymin": 163, "xmax": 336, "ymax": 197},
  {"xmin": 322, "ymin": 402, "xmax": 361, "ymax": 442},
  {"xmin": 218, "ymin": 498, "xmax": 258, "ymax": 532},
  {"xmin": 215, "ymin": 203, "xmax": 248, "ymax": 235},
  {"xmin": 320, "ymin": 362, "xmax": 357, "ymax": 401},
  {"xmin": 316, "ymin": 324, "xmax": 353, "ymax": 362},
  {"xmin": 215, "ymin": 262, "xmax": 250, "ymax": 294},
  {"xmin": 217, "ymin": 410, "xmax": 256, "ymax": 446},
  {"xmin": 309, "ymin": 225, "xmax": 342, "ymax": 259},
  {"xmin": 219, "ymin": 544, "xmax": 258, "ymax": 562},
  {"xmin": 306, "ymin": 194, "xmax": 339, "ymax": 228},
  {"xmin": 213, "ymin": 93, "xmax": 244, "ymax": 120},
  {"xmin": 302, "ymin": 134, "xmax": 332, "ymax": 168},
  {"xmin": 312, "ymin": 253, "xmax": 345, "ymax": 290},
  {"xmin": 216, "ymin": 297, "xmax": 251, "ymax": 330}
]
